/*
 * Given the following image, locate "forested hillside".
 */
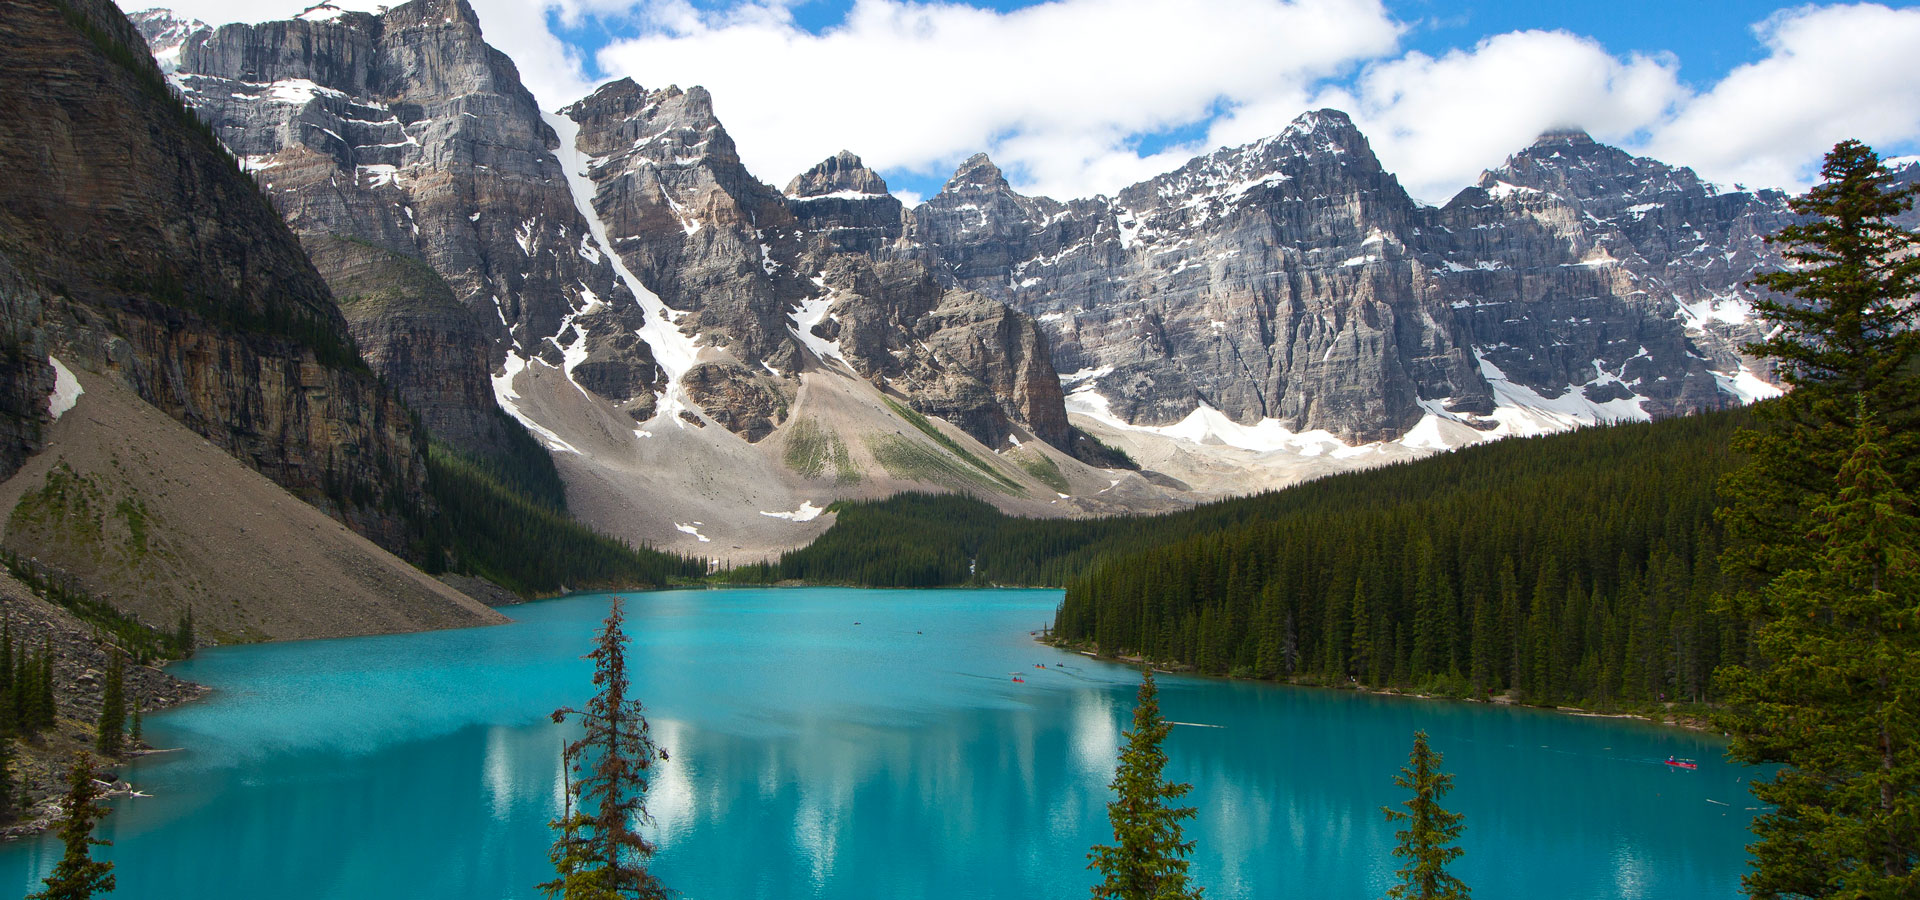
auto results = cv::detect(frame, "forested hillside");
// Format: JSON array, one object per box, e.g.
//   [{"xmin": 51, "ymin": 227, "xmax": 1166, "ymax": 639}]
[
  {"xmin": 423, "ymin": 447, "xmax": 707, "ymax": 596},
  {"xmin": 1053, "ymin": 411, "xmax": 1748, "ymax": 707},
  {"xmin": 740, "ymin": 409, "xmax": 1750, "ymax": 708}
]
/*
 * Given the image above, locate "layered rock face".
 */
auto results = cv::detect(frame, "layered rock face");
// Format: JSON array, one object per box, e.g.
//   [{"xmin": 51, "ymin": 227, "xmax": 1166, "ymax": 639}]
[
  {"xmin": 785, "ymin": 150, "xmax": 906, "ymax": 256},
  {"xmin": 0, "ymin": 254, "xmax": 54, "ymax": 481},
  {"xmin": 0, "ymin": 0, "xmax": 429, "ymax": 551},
  {"xmin": 561, "ymin": 80, "xmax": 804, "ymax": 440},
  {"xmin": 563, "ymin": 81, "xmax": 1073, "ymax": 448},
  {"xmin": 1424, "ymin": 130, "xmax": 1789, "ymax": 420},
  {"xmin": 783, "ymin": 152, "xmax": 1071, "ymax": 449},
  {"xmin": 913, "ymin": 111, "xmax": 1792, "ymax": 443},
  {"xmin": 137, "ymin": 0, "xmax": 661, "ymax": 455}
]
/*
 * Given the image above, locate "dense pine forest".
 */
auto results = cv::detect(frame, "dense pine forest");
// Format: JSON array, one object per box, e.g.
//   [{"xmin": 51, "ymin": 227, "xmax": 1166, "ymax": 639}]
[
  {"xmin": 1054, "ymin": 411, "xmax": 1748, "ymax": 707},
  {"xmin": 422, "ymin": 446, "xmax": 707, "ymax": 597},
  {"xmin": 734, "ymin": 408, "xmax": 1751, "ymax": 708}
]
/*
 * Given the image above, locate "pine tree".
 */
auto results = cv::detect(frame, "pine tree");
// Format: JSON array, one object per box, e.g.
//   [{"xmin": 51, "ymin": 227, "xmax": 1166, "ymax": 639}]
[
  {"xmin": 94, "ymin": 651, "xmax": 124, "ymax": 758},
  {"xmin": 1719, "ymin": 415, "xmax": 1920, "ymax": 896},
  {"xmin": 1382, "ymin": 731, "xmax": 1470, "ymax": 900},
  {"xmin": 1725, "ymin": 139, "xmax": 1920, "ymax": 582},
  {"xmin": 0, "ymin": 737, "xmax": 14, "ymax": 822},
  {"xmin": 35, "ymin": 644, "xmax": 55, "ymax": 731},
  {"xmin": 1, "ymin": 619, "xmax": 13, "ymax": 696},
  {"xmin": 1088, "ymin": 669, "xmax": 1204, "ymax": 900},
  {"xmin": 173, "ymin": 609, "xmax": 194, "ymax": 658},
  {"xmin": 1468, "ymin": 592, "xmax": 1496, "ymax": 695},
  {"xmin": 1715, "ymin": 139, "xmax": 1920, "ymax": 898},
  {"xmin": 27, "ymin": 753, "xmax": 114, "ymax": 900},
  {"xmin": 541, "ymin": 597, "xmax": 668, "ymax": 900}
]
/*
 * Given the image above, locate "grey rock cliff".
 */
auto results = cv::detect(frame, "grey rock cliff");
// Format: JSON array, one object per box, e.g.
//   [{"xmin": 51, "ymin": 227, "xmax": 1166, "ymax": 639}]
[
  {"xmin": 137, "ymin": 0, "xmax": 662, "ymax": 455},
  {"xmin": 914, "ymin": 111, "xmax": 1791, "ymax": 443},
  {"xmin": 562, "ymin": 79, "xmax": 807, "ymax": 420},
  {"xmin": 3, "ymin": 0, "xmax": 432, "ymax": 551},
  {"xmin": 785, "ymin": 151, "xmax": 905, "ymax": 256},
  {"xmin": 564, "ymin": 80, "xmax": 1074, "ymax": 449}
]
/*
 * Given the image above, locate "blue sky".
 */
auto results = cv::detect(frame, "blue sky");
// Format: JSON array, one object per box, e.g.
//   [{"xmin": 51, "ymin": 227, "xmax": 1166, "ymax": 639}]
[
  {"xmin": 136, "ymin": 0, "xmax": 1920, "ymax": 204},
  {"xmin": 563, "ymin": 0, "xmax": 1787, "ymax": 85}
]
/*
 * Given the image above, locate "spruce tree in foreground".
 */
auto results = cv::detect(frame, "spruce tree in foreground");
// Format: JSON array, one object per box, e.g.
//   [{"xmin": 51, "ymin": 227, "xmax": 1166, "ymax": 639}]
[
  {"xmin": 1717, "ymin": 139, "xmax": 1920, "ymax": 897},
  {"xmin": 1382, "ymin": 731, "xmax": 1470, "ymax": 900},
  {"xmin": 28, "ymin": 752, "xmax": 114, "ymax": 900},
  {"xmin": 1720, "ymin": 415, "xmax": 1920, "ymax": 896},
  {"xmin": 1088, "ymin": 669, "xmax": 1203, "ymax": 900},
  {"xmin": 1724, "ymin": 139, "xmax": 1920, "ymax": 583},
  {"xmin": 541, "ymin": 597, "xmax": 668, "ymax": 900},
  {"xmin": 94, "ymin": 650, "xmax": 124, "ymax": 757}
]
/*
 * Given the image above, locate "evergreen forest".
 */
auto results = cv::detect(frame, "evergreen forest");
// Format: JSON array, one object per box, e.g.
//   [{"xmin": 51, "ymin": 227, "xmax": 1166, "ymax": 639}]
[{"xmin": 734, "ymin": 407, "xmax": 1752, "ymax": 709}]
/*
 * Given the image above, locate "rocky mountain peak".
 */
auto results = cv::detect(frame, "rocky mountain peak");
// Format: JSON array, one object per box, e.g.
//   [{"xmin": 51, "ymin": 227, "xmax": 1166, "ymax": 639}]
[
  {"xmin": 1265, "ymin": 108, "xmax": 1374, "ymax": 157},
  {"xmin": 130, "ymin": 9, "xmax": 209, "ymax": 71},
  {"xmin": 383, "ymin": 0, "xmax": 482, "ymax": 32},
  {"xmin": 1533, "ymin": 127, "xmax": 1597, "ymax": 146},
  {"xmin": 566, "ymin": 79, "xmax": 739, "ymax": 170},
  {"xmin": 785, "ymin": 150, "xmax": 889, "ymax": 198},
  {"xmin": 1483, "ymin": 126, "xmax": 1711, "ymax": 207},
  {"xmin": 143, "ymin": 0, "xmax": 664, "ymax": 459},
  {"xmin": 571, "ymin": 77, "xmax": 646, "ymax": 116},
  {"xmin": 943, "ymin": 152, "xmax": 1010, "ymax": 193},
  {"xmin": 1288, "ymin": 107, "xmax": 1359, "ymax": 135}
]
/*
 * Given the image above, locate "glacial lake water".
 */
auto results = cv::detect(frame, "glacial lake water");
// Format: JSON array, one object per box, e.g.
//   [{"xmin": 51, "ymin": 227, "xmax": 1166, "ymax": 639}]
[{"xmin": 1, "ymin": 588, "xmax": 1757, "ymax": 898}]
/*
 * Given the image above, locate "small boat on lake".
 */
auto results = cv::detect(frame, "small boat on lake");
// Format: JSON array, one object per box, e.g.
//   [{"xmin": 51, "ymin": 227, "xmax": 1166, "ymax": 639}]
[{"xmin": 1665, "ymin": 756, "xmax": 1699, "ymax": 770}]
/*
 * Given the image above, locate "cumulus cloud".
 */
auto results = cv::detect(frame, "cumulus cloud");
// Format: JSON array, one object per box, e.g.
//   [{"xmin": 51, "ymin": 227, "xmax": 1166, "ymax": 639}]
[
  {"xmin": 115, "ymin": 0, "xmax": 1920, "ymax": 205},
  {"xmin": 592, "ymin": 0, "xmax": 1402, "ymax": 199},
  {"xmin": 1645, "ymin": 3, "xmax": 1920, "ymax": 192},
  {"xmin": 1311, "ymin": 31, "xmax": 1686, "ymax": 204}
]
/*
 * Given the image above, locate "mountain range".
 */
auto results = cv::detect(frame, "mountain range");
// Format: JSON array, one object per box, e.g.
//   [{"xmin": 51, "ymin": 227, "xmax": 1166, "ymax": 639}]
[{"xmin": 32, "ymin": 0, "xmax": 1920, "ymax": 565}]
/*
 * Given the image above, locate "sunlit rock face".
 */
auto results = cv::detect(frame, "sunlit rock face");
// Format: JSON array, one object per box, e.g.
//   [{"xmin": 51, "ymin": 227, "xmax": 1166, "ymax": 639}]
[
  {"xmin": 138, "ymin": 0, "xmax": 660, "ymax": 458},
  {"xmin": 913, "ymin": 113, "xmax": 1792, "ymax": 444}
]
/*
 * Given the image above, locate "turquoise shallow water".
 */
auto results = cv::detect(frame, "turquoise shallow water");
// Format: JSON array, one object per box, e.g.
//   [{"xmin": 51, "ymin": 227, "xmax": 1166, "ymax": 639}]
[{"xmin": 1, "ymin": 588, "xmax": 1756, "ymax": 898}]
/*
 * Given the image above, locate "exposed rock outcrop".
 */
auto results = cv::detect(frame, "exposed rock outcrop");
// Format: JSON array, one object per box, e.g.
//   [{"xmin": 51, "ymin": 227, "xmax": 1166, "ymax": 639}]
[
  {"xmin": 913, "ymin": 111, "xmax": 1791, "ymax": 443},
  {"xmin": 1, "ymin": 0, "xmax": 431, "ymax": 551},
  {"xmin": 785, "ymin": 150, "xmax": 905, "ymax": 256},
  {"xmin": 0, "ymin": 254, "xmax": 54, "ymax": 482},
  {"xmin": 562, "ymin": 80, "xmax": 1075, "ymax": 449},
  {"xmin": 137, "ymin": 0, "xmax": 662, "ymax": 459}
]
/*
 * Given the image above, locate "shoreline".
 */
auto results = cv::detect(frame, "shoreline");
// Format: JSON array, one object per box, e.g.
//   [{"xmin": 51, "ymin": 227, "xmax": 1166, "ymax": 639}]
[{"xmin": 1043, "ymin": 636, "xmax": 1721, "ymax": 734}]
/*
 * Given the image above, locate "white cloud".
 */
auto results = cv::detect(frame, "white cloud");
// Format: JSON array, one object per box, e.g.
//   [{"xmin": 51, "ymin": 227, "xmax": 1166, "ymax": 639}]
[
  {"xmin": 117, "ymin": 0, "xmax": 1920, "ymax": 207},
  {"xmin": 1314, "ymin": 4, "xmax": 1920, "ymax": 204},
  {"xmin": 1311, "ymin": 31, "xmax": 1686, "ymax": 204},
  {"xmin": 592, "ymin": 0, "xmax": 1402, "ymax": 199},
  {"xmin": 1645, "ymin": 3, "xmax": 1920, "ymax": 192}
]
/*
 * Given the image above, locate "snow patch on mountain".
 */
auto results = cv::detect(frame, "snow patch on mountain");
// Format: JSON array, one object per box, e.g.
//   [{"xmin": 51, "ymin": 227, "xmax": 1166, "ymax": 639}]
[
  {"xmin": 490, "ymin": 354, "xmax": 582, "ymax": 454},
  {"xmin": 546, "ymin": 110, "xmax": 701, "ymax": 423},
  {"xmin": 674, "ymin": 522, "xmax": 711, "ymax": 542},
  {"xmin": 1713, "ymin": 365, "xmax": 1785, "ymax": 403},
  {"xmin": 1675, "ymin": 292, "xmax": 1751, "ymax": 330},
  {"xmin": 46, "ymin": 357, "xmax": 82, "ymax": 421},
  {"xmin": 1066, "ymin": 388, "xmax": 1370, "ymax": 459},
  {"xmin": 794, "ymin": 280, "xmax": 848, "ymax": 368},
  {"xmin": 1474, "ymin": 352, "xmax": 1651, "ymax": 435},
  {"xmin": 760, "ymin": 501, "xmax": 825, "ymax": 522}
]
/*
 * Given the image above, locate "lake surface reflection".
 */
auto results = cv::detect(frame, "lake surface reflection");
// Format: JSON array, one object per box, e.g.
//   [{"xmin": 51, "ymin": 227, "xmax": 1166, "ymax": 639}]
[{"xmin": 0, "ymin": 588, "xmax": 1756, "ymax": 898}]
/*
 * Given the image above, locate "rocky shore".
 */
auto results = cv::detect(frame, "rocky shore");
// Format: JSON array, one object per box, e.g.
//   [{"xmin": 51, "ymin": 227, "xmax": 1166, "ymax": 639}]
[{"xmin": 0, "ymin": 569, "xmax": 205, "ymax": 838}]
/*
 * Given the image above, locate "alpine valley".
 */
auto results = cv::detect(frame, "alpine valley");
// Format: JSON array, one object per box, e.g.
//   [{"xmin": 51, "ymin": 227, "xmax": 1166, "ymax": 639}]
[
  {"xmin": 4, "ymin": 0, "xmax": 1920, "ymax": 890},
  {"xmin": 9, "ymin": 0, "xmax": 1919, "ymax": 648},
  {"xmin": 97, "ymin": 0, "xmax": 1908, "ymax": 565}
]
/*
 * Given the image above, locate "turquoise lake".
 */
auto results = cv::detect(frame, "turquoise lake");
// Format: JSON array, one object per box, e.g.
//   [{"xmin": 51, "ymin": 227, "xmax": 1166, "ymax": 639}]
[{"xmin": 1, "ymin": 588, "xmax": 1757, "ymax": 897}]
